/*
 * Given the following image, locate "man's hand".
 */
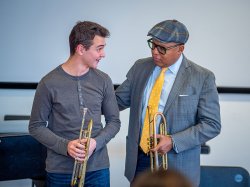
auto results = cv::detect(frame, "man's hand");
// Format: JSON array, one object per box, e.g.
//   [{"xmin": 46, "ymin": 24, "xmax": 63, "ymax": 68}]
[
  {"xmin": 88, "ymin": 138, "xmax": 96, "ymax": 158},
  {"xmin": 67, "ymin": 139, "xmax": 85, "ymax": 161},
  {"xmin": 67, "ymin": 138, "xmax": 96, "ymax": 161},
  {"xmin": 151, "ymin": 134, "xmax": 173, "ymax": 155}
]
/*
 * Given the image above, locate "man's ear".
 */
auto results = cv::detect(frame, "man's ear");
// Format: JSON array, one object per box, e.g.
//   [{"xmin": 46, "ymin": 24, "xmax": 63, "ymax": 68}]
[
  {"xmin": 75, "ymin": 44, "xmax": 86, "ymax": 55},
  {"xmin": 178, "ymin": 45, "xmax": 185, "ymax": 53}
]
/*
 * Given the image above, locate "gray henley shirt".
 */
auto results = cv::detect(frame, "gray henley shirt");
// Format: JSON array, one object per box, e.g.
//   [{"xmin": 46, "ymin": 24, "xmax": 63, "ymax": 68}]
[{"xmin": 29, "ymin": 65, "xmax": 121, "ymax": 174}]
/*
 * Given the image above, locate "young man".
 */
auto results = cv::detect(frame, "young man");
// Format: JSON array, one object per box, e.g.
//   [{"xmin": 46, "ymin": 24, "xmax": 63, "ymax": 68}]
[
  {"xmin": 29, "ymin": 21, "xmax": 121, "ymax": 187},
  {"xmin": 116, "ymin": 19, "xmax": 221, "ymax": 187}
]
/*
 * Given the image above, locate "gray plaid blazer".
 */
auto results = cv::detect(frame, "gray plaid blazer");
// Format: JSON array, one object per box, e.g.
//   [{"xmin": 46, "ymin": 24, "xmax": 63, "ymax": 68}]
[{"xmin": 115, "ymin": 55, "xmax": 221, "ymax": 187}]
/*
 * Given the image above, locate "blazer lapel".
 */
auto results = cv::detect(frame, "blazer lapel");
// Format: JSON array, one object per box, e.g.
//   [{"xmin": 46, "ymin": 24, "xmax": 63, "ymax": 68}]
[
  {"xmin": 134, "ymin": 58, "xmax": 155, "ymax": 143},
  {"xmin": 138, "ymin": 58, "xmax": 156, "ymax": 103},
  {"xmin": 163, "ymin": 56, "xmax": 191, "ymax": 114}
]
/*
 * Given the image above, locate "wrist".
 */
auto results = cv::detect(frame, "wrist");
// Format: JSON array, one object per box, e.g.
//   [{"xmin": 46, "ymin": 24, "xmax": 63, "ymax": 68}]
[
  {"xmin": 168, "ymin": 135, "xmax": 174, "ymax": 148},
  {"xmin": 169, "ymin": 135, "xmax": 178, "ymax": 153}
]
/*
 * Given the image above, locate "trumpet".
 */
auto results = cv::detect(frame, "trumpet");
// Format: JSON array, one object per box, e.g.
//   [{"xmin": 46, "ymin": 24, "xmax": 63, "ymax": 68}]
[
  {"xmin": 71, "ymin": 108, "xmax": 93, "ymax": 187},
  {"xmin": 147, "ymin": 106, "xmax": 168, "ymax": 172}
]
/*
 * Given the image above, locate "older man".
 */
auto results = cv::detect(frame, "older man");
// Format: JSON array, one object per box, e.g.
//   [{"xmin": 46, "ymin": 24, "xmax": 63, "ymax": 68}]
[{"xmin": 116, "ymin": 19, "xmax": 221, "ymax": 187}]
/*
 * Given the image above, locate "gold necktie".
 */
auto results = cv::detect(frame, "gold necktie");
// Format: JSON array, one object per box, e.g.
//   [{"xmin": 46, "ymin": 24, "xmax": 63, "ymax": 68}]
[{"xmin": 140, "ymin": 67, "xmax": 167, "ymax": 153}]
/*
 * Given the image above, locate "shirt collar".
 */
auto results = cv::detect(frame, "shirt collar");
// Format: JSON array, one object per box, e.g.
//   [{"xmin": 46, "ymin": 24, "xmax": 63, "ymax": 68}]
[{"xmin": 168, "ymin": 54, "xmax": 183, "ymax": 75}]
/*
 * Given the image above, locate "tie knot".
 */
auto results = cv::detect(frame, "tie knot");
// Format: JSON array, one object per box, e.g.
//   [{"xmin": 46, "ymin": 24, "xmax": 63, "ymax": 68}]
[
  {"xmin": 161, "ymin": 67, "xmax": 168, "ymax": 73},
  {"xmin": 159, "ymin": 67, "xmax": 167, "ymax": 76}
]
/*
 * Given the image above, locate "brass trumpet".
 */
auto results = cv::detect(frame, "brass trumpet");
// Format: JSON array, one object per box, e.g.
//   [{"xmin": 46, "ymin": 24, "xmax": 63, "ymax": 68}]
[
  {"xmin": 147, "ymin": 106, "xmax": 168, "ymax": 172},
  {"xmin": 71, "ymin": 108, "xmax": 93, "ymax": 187}
]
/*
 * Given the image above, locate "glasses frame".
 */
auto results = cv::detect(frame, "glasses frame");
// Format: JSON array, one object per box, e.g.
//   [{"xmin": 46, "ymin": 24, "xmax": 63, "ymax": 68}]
[{"xmin": 147, "ymin": 38, "xmax": 182, "ymax": 55}]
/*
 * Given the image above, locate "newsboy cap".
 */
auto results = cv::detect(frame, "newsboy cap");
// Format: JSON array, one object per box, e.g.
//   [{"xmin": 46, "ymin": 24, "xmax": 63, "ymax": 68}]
[{"xmin": 147, "ymin": 19, "xmax": 189, "ymax": 44}]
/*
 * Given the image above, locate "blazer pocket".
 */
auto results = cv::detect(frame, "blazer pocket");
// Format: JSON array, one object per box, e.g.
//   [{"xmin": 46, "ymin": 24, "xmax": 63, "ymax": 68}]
[
  {"xmin": 178, "ymin": 94, "xmax": 198, "ymax": 101},
  {"xmin": 177, "ymin": 95, "xmax": 199, "ymax": 114}
]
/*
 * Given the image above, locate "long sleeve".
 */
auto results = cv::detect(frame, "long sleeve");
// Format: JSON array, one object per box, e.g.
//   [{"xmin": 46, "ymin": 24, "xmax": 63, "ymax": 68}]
[
  {"xmin": 94, "ymin": 76, "xmax": 121, "ymax": 151},
  {"xmin": 29, "ymin": 80, "xmax": 69, "ymax": 156}
]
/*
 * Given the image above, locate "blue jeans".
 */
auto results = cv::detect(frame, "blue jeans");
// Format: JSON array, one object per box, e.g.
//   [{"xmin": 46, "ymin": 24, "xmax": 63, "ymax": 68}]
[{"xmin": 47, "ymin": 168, "xmax": 110, "ymax": 187}]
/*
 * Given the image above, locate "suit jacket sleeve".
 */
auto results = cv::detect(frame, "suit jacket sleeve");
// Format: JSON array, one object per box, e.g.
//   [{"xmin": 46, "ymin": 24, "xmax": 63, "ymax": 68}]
[{"xmin": 115, "ymin": 62, "xmax": 137, "ymax": 110}]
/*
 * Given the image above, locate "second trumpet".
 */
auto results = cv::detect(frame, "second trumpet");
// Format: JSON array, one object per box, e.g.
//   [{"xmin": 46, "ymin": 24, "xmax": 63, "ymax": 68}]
[{"xmin": 147, "ymin": 106, "xmax": 168, "ymax": 172}]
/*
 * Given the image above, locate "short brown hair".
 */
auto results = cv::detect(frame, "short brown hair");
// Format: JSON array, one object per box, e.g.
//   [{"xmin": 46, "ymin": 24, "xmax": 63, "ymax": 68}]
[{"xmin": 69, "ymin": 21, "xmax": 110, "ymax": 55}]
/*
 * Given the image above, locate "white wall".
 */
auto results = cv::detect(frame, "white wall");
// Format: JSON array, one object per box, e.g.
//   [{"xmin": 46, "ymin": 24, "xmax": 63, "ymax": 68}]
[
  {"xmin": 0, "ymin": 0, "xmax": 250, "ymax": 87},
  {"xmin": 201, "ymin": 94, "xmax": 250, "ymax": 170}
]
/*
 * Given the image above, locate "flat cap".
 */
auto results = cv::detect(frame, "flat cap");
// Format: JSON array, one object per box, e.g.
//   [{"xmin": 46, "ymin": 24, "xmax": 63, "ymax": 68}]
[{"xmin": 147, "ymin": 19, "xmax": 189, "ymax": 44}]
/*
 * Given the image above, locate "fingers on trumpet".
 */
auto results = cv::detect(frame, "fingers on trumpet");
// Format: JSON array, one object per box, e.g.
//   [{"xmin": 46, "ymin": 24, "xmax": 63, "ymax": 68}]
[
  {"xmin": 150, "ymin": 135, "xmax": 172, "ymax": 154},
  {"xmin": 147, "ymin": 136, "xmax": 160, "ymax": 151},
  {"xmin": 68, "ymin": 139, "xmax": 89, "ymax": 161},
  {"xmin": 76, "ymin": 139, "xmax": 90, "ymax": 160}
]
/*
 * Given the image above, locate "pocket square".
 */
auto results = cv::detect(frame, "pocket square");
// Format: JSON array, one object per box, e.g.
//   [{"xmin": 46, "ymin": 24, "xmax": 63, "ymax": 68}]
[{"xmin": 179, "ymin": 94, "xmax": 189, "ymax": 97}]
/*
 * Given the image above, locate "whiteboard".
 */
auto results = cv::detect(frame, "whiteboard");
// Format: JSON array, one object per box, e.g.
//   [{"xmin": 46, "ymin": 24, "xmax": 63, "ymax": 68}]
[{"xmin": 0, "ymin": 0, "xmax": 250, "ymax": 87}]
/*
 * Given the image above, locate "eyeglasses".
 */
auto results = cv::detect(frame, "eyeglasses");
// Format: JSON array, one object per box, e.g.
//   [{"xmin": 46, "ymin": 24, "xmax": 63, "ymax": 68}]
[{"xmin": 147, "ymin": 38, "xmax": 182, "ymax": 55}]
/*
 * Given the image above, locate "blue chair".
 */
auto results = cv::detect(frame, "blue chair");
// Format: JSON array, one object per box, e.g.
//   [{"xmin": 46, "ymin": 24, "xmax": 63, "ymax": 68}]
[{"xmin": 200, "ymin": 165, "xmax": 249, "ymax": 187}]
